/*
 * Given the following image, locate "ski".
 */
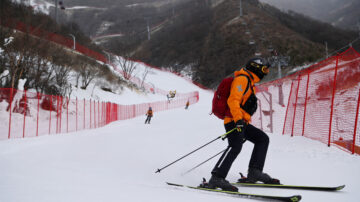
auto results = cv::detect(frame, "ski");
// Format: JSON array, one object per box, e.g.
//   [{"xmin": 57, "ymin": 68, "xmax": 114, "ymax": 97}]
[
  {"xmin": 166, "ymin": 182, "xmax": 302, "ymax": 202},
  {"xmin": 232, "ymin": 182, "xmax": 345, "ymax": 191},
  {"xmin": 234, "ymin": 173, "xmax": 345, "ymax": 191}
]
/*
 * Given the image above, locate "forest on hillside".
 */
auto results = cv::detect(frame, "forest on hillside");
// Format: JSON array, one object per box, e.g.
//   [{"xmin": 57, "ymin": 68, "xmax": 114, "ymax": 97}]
[{"xmin": 0, "ymin": 0, "xmax": 128, "ymax": 97}]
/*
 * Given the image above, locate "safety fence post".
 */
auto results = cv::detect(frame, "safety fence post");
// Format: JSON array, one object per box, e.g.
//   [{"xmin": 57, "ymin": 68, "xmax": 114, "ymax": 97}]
[
  {"xmin": 302, "ymin": 70, "xmax": 310, "ymax": 136},
  {"xmin": 83, "ymin": 98, "xmax": 85, "ymax": 129},
  {"xmin": 291, "ymin": 75, "xmax": 301, "ymax": 137},
  {"xmin": 283, "ymin": 81, "xmax": 294, "ymax": 135},
  {"xmin": 8, "ymin": 88, "xmax": 14, "ymax": 139},
  {"xmin": 258, "ymin": 99, "xmax": 263, "ymax": 130},
  {"xmin": 36, "ymin": 92, "xmax": 40, "ymax": 137},
  {"xmin": 94, "ymin": 100, "xmax": 96, "ymax": 128},
  {"xmin": 56, "ymin": 96, "xmax": 59, "ymax": 133},
  {"xmin": 66, "ymin": 97, "xmax": 69, "ymax": 133},
  {"xmin": 105, "ymin": 102, "xmax": 107, "ymax": 124},
  {"xmin": 114, "ymin": 104, "xmax": 117, "ymax": 121},
  {"xmin": 113, "ymin": 103, "xmax": 115, "ymax": 122},
  {"xmin": 58, "ymin": 96, "xmax": 61, "ymax": 133},
  {"xmin": 76, "ymin": 97, "xmax": 78, "ymax": 131},
  {"xmin": 8, "ymin": 88, "xmax": 13, "ymax": 139},
  {"xmin": 100, "ymin": 102, "xmax": 102, "ymax": 126},
  {"xmin": 353, "ymin": 89, "xmax": 360, "ymax": 154},
  {"xmin": 89, "ymin": 99, "xmax": 91, "ymax": 128},
  {"xmin": 133, "ymin": 105, "xmax": 135, "ymax": 118},
  {"xmin": 106, "ymin": 102, "xmax": 109, "ymax": 124},
  {"xmin": 117, "ymin": 104, "xmax": 119, "ymax": 121},
  {"xmin": 60, "ymin": 96, "xmax": 63, "ymax": 133},
  {"xmin": 329, "ymin": 55, "xmax": 339, "ymax": 147},
  {"xmin": 98, "ymin": 101, "xmax": 100, "ymax": 128},
  {"xmin": 109, "ymin": 103, "xmax": 111, "ymax": 123},
  {"xmin": 23, "ymin": 89, "xmax": 27, "ymax": 138},
  {"xmin": 49, "ymin": 95, "xmax": 52, "ymax": 135}
]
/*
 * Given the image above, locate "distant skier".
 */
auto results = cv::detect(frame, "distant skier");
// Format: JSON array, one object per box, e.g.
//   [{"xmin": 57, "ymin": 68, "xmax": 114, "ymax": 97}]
[
  {"xmin": 185, "ymin": 100, "xmax": 190, "ymax": 110},
  {"xmin": 145, "ymin": 107, "xmax": 153, "ymax": 124},
  {"xmin": 167, "ymin": 90, "xmax": 177, "ymax": 102},
  {"xmin": 208, "ymin": 58, "xmax": 280, "ymax": 192}
]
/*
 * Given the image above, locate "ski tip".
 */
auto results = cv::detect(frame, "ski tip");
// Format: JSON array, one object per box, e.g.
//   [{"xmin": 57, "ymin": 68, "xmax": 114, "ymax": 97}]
[
  {"xmin": 336, "ymin": 185, "xmax": 345, "ymax": 190},
  {"xmin": 291, "ymin": 195, "xmax": 302, "ymax": 202},
  {"xmin": 166, "ymin": 182, "xmax": 183, "ymax": 187}
]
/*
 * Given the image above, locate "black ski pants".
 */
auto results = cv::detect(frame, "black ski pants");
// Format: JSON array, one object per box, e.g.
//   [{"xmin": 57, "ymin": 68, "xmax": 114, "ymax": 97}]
[
  {"xmin": 145, "ymin": 116, "xmax": 152, "ymax": 124},
  {"xmin": 211, "ymin": 121, "xmax": 269, "ymax": 179}
]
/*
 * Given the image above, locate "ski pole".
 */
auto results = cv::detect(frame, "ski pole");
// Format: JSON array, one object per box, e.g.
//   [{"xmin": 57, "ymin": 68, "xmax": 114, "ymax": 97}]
[
  {"xmin": 155, "ymin": 128, "xmax": 236, "ymax": 173},
  {"xmin": 181, "ymin": 148, "xmax": 228, "ymax": 176}
]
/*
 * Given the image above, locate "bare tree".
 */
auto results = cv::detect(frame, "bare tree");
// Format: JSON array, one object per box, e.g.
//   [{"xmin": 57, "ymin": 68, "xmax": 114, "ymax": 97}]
[
  {"xmin": 75, "ymin": 71, "xmax": 81, "ymax": 88},
  {"xmin": 140, "ymin": 66, "xmax": 150, "ymax": 89},
  {"xmin": 5, "ymin": 37, "xmax": 28, "ymax": 89},
  {"xmin": 53, "ymin": 64, "xmax": 70, "ymax": 95},
  {"xmin": 23, "ymin": 39, "xmax": 55, "ymax": 94},
  {"xmin": 115, "ymin": 55, "xmax": 137, "ymax": 80},
  {"xmin": 80, "ymin": 62, "xmax": 100, "ymax": 90}
]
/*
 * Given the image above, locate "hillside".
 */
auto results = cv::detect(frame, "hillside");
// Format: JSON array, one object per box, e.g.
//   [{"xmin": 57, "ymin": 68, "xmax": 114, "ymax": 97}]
[{"xmin": 132, "ymin": 0, "xmax": 337, "ymax": 87}]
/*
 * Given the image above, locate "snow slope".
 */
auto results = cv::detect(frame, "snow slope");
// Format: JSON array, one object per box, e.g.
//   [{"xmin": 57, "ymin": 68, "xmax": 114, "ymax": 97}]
[{"xmin": 1, "ymin": 66, "xmax": 360, "ymax": 202}]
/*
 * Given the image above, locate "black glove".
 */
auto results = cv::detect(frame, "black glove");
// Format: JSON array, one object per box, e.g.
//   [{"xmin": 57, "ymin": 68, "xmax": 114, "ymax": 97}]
[{"xmin": 235, "ymin": 120, "xmax": 247, "ymax": 143}]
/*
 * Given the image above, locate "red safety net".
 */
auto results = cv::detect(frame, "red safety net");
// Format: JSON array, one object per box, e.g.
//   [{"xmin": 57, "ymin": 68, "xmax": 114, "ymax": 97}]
[
  {"xmin": 0, "ymin": 89, "xmax": 199, "ymax": 140},
  {"xmin": 282, "ymin": 47, "xmax": 360, "ymax": 154}
]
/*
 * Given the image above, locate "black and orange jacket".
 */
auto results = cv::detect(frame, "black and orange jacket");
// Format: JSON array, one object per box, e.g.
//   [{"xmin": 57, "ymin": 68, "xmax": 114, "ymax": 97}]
[
  {"xmin": 147, "ymin": 109, "xmax": 153, "ymax": 117},
  {"xmin": 224, "ymin": 68, "xmax": 260, "ymax": 124}
]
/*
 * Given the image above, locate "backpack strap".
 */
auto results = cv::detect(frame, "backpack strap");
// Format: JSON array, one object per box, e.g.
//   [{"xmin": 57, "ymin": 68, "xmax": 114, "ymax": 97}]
[
  {"xmin": 243, "ymin": 69, "xmax": 254, "ymax": 80},
  {"xmin": 237, "ymin": 74, "xmax": 252, "ymax": 95}
]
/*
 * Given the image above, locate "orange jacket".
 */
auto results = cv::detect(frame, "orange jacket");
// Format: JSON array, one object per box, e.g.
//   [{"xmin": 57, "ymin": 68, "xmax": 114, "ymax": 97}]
[
  {"xmin": 224, "ymin": 68, "xmax": 260, "ymax": 124},
  {"xmin": 147, "ymin": 109, "xmax": 153, "ymax": 116}
]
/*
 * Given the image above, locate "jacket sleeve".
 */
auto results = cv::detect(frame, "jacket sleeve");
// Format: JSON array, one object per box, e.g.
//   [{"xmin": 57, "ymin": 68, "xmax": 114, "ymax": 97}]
[{"xmin": 227, "ymin": 76, "xmax": 248, "ymax": 123}]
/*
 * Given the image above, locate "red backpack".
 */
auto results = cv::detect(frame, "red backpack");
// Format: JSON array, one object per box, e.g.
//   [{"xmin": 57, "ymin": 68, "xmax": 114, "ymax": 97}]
[{"xmin": 211, "ymin": 75, "xmax": 251, "ymax": 120}]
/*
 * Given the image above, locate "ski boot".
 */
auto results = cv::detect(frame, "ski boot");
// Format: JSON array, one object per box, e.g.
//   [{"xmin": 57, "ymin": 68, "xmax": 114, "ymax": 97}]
[
  {"xmin": 204, "ymin": 175, "xmax": 238, "ymax": 192},
  {"xmin": 238, "ymin": 169, "xmax": 281, "ymax": 184}
]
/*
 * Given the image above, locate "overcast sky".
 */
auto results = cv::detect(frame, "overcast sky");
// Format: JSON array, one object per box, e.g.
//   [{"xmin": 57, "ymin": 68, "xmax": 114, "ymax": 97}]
[{"xmin": 259, "ymin": 0, "xmax": 352, "ymax": 19}]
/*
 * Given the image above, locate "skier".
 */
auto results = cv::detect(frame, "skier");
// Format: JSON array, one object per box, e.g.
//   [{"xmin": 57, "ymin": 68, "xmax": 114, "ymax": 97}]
[
  {"xmin": 208, "ymin": 58, "xmax": 280, "ymax": 192},
  {"xmin": 167, "ymin": 90, "xmax": 177, "ymax": 102},
  {"xmin": 145, "ymin": 107, "xmax": 153, "ymax": 124},
  {"xmin": 185, "ymin": 100, "xmax": 190, "ymax": 109}
]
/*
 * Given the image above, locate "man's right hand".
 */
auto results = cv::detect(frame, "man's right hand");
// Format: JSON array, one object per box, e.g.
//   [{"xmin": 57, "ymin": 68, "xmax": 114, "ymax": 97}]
[{"xmin": 235, "ymin": 120, "xmax": 247, "ymax": 143}]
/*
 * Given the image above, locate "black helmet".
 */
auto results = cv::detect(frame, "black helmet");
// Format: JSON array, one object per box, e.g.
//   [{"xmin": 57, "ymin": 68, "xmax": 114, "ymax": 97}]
[{"xmin": 245, "ymin": 57, "xmax": 271, "ymax": 80}]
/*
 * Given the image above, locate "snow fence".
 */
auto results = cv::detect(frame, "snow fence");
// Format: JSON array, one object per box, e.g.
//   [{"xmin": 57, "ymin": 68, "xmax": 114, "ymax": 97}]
[
  {"xmin": 0, "ymin": 88, "xmax": 199, "ymax": 140},
  {"xmin": 252, "ymin": 47, "xmax": 360, "ymax": 155}
]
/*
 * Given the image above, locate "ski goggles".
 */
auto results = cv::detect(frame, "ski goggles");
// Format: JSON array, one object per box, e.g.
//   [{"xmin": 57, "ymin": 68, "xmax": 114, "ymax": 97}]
[
  {"xmin": 261, "ymin": 65, "xmax": 269, "ymax": 74},
  {"xmin": 250, "ymin": 62, "xmax": 270, "ymax": 74}
]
